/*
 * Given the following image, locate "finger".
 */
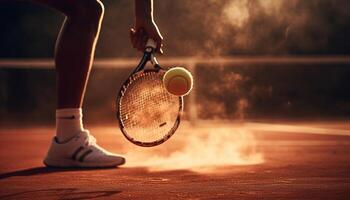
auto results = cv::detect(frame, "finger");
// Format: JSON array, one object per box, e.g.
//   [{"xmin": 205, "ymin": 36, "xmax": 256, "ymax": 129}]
[
  {"xmin": 130, "ymin": 28, "xmax": 136, "ymax": 46},
  {"xmin": 159, "ymin": 44, "xmax": 164, "ymax": 55},
  {"xmin": 129, "ymin": 28, "xmax": 137, "ymax": 48},
  {"xmin": 155, "ymin": 37, "xmax": 163, "ymax": 54}
]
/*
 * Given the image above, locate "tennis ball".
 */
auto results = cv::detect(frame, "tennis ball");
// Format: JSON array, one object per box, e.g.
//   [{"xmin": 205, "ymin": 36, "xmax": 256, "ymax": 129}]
[{"xmin": 163, "ymin": 67, "xmax": 193, "ymax": 96}]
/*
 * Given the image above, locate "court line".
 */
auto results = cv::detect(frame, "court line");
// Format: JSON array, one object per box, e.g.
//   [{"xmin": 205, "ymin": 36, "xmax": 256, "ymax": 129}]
[
  {"xmin": 258, "ymin": 140, "xmax": 350, "ymax": 146},
  {"xmin": 179, "ymin": 120, "xmax": 350, "ymax": 136},
  {"xmin": 244, "ymin": 122, "xmax": 350, "ymax": 136}
]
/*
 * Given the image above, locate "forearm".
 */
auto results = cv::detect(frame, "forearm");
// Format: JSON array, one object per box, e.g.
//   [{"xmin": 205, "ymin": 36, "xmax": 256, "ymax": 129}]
[
  {"xmin": 135, "ymin": 0, "xmax": 153, "ymax": 21},
  {"xmin": 131, "ymin": 0, "xmax": 163, "ymax": 53}
]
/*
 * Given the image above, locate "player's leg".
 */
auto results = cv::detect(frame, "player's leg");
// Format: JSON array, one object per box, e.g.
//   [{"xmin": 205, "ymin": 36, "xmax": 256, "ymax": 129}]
[
  {"xmin": 55, "ymin": 0, "xmax": 104, "ymax": 110},
  {"xmin": 33, "ymin": 0, "xmax": 103, "ymax": 142},
  {"xmin": 31, "ymin": 0, "xmax": 125, "ymax": 167}
]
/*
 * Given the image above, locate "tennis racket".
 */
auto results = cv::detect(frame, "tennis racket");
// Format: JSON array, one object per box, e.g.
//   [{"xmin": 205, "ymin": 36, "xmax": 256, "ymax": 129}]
[{"xmin": 116, "ymin": 39, "xmax": 183, "ymax": 147}]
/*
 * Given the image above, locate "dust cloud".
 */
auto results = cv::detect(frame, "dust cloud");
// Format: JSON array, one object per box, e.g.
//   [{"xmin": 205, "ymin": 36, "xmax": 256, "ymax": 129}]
[
  {"xmin": 124, "ymin": 124, "xmax": 263, "ymax": 172},
  {"xmin": 197, "ymin": 66, "xmax": 252, "ymax": 120}
]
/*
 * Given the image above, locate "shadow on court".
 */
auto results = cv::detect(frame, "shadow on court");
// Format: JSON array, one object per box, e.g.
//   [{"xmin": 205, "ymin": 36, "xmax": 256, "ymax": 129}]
[
  {"xmin": 0, "ymin": 188, "xmax": 121, "ymax": 200},
  {"xmin": 0, "ymin": 166, "xmax": 124, "ymax": 180}
]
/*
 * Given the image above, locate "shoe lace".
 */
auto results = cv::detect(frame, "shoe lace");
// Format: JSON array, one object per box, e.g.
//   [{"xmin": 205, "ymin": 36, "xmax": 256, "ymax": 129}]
[{"xmin": 84, "ymin": 131, "xmax": 105, "ymax": 153}]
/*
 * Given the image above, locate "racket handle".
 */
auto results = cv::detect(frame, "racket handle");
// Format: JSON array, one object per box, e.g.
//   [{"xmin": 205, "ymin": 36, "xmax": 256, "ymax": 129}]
[{"xmin": 146, "ymin": 38, "xmax": 157, "ymax": 49}]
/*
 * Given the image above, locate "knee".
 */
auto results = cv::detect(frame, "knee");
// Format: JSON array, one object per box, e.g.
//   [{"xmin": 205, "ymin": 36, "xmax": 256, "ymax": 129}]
[{"xmin": 67, "ymin": 0, "xmax": 104, "ymax": 24}]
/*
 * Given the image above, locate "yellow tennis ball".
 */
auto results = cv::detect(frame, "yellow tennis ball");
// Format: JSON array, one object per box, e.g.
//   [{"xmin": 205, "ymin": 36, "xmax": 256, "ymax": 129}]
[{"xmin": 163, "ymin": 67, "xmax": 193, "ymax": 96}]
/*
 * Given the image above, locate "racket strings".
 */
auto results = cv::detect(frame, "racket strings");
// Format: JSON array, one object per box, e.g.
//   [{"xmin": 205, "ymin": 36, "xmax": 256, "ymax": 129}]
[{"xmin": 119, "ymin": 72, "xmax": 180, "ymax": 143}]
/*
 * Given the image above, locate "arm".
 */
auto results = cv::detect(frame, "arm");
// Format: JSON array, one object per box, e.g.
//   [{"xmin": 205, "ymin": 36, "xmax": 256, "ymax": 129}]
[{"xmin": 130, "ymin": 0, "xmax": 163, "ymax": 54}]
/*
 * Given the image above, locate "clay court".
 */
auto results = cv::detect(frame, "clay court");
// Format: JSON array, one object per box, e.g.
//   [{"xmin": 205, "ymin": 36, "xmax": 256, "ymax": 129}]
[
  {"xmin": 1, "ymin": 56, "xmax": 350, "ymax": 200},
  {"xmin": 2, "ymin": 1, "xmax": 350, "ymax": 199},
  {"xmin": 1, "ymin": 121, "xmax": 350, "ymax": 200}
]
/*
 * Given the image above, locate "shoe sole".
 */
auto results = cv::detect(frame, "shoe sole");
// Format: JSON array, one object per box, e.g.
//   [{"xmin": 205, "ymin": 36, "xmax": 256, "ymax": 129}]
[{"xmin": 43, "ymin": 157, "xmax": 125, "ymax": 168}]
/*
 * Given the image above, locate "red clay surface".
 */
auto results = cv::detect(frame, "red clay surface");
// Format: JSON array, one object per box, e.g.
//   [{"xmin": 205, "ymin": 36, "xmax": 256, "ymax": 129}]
[{"xmin": 1, "ymin": 122, "xmax": 350, "ymax": 200}]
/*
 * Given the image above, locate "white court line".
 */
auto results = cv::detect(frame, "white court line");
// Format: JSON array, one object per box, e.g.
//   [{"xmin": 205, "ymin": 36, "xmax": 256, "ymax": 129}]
[
  {"xmin": 258, "ymin": 140, "xmax": 350, "ymax": 146},
  {"xmin": 182, "ymin": 120, "xmax": 350, "ymax": 136},
  {"xmin": 245, "ymin": 122, "xmax": 350, "ymax": 136}
]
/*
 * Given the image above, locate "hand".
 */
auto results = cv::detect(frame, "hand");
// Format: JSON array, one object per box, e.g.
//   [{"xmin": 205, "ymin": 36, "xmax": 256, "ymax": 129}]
[{"xmin": 130, "ymin": 19, "xmax": 163, "ymax": 54}]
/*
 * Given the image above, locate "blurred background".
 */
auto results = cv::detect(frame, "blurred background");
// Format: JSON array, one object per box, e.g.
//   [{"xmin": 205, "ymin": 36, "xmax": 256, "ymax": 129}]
[{"xmin": 1, "ymin": 0, "xmax": 350, "ymax": 125}]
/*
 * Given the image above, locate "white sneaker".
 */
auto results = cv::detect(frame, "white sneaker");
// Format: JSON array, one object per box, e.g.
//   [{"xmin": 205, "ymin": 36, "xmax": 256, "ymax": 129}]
[{"xmin": 44, "ymin": 130, "xmax": 125, "ymax": 168}]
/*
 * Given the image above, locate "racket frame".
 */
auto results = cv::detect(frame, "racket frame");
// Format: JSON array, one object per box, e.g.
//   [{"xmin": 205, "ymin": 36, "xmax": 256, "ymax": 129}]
[{"xmin": 116, "ymin": 48, "xmax": 183, "ymax": 147}]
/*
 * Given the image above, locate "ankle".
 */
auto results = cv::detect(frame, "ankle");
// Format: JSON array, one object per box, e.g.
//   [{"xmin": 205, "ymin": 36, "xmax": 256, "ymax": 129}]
[{"xmin": 56, "ymin": 108, "xmax": 84, "ymax": 143}]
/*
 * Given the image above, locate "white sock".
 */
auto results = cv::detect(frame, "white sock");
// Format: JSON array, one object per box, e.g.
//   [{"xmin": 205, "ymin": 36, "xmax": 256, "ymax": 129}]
[{"xmin": 56, "ymin": 108, "xmax": 84, "ymax": 143}]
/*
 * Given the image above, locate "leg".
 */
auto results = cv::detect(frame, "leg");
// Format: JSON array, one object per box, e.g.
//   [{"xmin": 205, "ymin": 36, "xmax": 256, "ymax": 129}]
[
  {"xmin": 35, "ymin": 0, "xmax": 103, "ymax": 142},
  {"xmin": 31, "ymin": 0, "xmax": 125, "ymax": 167},
  {"xmin": 36, "ymin": 0, "xmax": 104, "ymax": 108},
  {"xmin": 55, "ymin": 1, "xmax": 104, "ymax": 108}
]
